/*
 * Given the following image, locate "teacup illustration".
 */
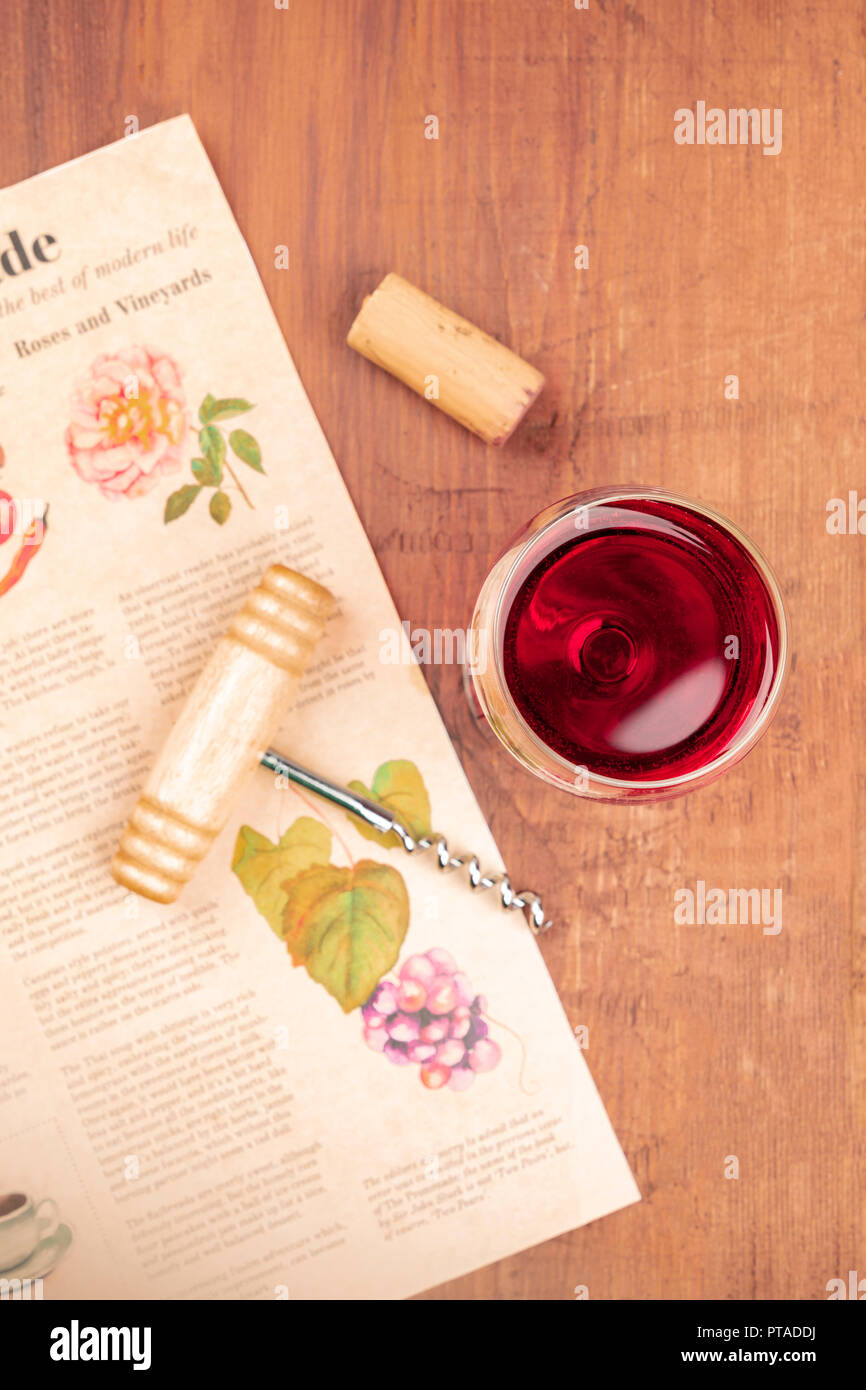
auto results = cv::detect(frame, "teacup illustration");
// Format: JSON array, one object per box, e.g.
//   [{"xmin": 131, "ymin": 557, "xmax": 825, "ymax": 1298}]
[{"xmin": 0, "ymin": 1192, "xmax": 59, "ymax": 1270}]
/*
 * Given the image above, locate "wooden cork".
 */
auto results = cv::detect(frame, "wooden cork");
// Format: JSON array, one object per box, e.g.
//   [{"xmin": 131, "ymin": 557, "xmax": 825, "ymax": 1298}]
[
  {"xmin": 111, "ymin": 565, "xmax": 335, "ymax": 905},
  {"xmin": 346, "ymin": 273, "xmax": 544, "ymax": 445}
]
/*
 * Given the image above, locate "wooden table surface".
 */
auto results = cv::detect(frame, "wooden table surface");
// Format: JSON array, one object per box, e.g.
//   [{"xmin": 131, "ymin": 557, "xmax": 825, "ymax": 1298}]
[{"xmin": 8, "ymin": 0, "xmax": 862, "ymax": 1300}]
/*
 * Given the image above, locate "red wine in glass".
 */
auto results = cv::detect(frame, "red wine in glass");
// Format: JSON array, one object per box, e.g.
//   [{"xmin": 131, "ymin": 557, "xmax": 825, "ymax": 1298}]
[{"xmin": 468, "ymin": 491, "xmax": 787, "ymax": 800}]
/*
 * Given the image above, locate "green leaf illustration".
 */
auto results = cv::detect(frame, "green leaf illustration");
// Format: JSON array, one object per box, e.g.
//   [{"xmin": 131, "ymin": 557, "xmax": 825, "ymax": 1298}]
[
  {"xmin": 282, "ymin": 860, "xmax": 410, "ymax": 1012},
  {"xmin": 209, "ymin": 490, "xmax": 231, "ymax": 524},
  {"xmin": 231, "ymin": 817, "xmax": 332, "ymax": 938},
  {"xmin": 199, "ymin": 424, "xmax": 226, "ymax": 469},
  {"xmin": 164, "ymin": 484, "xmax": 202, "ymax": 522},
  {"xmin": 229, "ymin": 428, "xmax": 264, "ymax": 473},
  {"xmin": 201, "ymin": 396, "xmax": 254, "ymax": 422},
  {"xmin": 346, "ymin": 760, "xmax": 432, "ymax": 849},
  {"xmin": 191, "ymin": 455, "xmax": 222, "ymax": 486},
  {"xmin": 170, "ymin": 395, "xmax": 261, "ymax": 524}
]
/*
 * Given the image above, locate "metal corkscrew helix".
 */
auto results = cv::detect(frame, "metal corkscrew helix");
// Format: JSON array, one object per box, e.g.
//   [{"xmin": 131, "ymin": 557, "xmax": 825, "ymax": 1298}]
[
  {"xmin": 110, "ymin": 564, "xmax": 552, "ymax": 931},
  {"xmin": 261, "ymin": 751, "xmax": 553, "ymax": 935}
]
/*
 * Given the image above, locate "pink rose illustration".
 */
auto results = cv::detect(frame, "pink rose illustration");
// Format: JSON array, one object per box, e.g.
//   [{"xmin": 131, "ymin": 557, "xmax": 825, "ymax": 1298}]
[{"xmin": 65, "ymin": 346, "xmax": 187, "ymax": 500}]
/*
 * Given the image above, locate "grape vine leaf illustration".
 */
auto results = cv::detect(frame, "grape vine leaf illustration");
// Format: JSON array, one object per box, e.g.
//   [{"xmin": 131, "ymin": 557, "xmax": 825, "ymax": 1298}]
[
  {"xmin": 281, "ymin": 860, "xmax": 410, "ymax": 1013},
  {"xmin": 345, "ymin": 760, "xmax": 432, "ymax": 849},
  {"xmin": 232, "ymin": 817, "xmax": 332, "ymax": 938}
]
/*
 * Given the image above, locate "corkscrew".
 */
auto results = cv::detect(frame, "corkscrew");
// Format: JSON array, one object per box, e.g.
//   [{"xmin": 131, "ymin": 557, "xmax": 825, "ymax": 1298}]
[
  {"xmin": 111, "ymin": 564, "xmax": 552, "ymax": 934},
  {"xmin": 260, "ymin": 751, "xmax": 552, "ymax": 934}
]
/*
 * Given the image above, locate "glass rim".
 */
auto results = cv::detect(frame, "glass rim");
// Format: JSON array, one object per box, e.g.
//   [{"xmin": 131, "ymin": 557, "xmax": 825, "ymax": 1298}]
[{"xmin": 488, "ymin": 486, "xmax": 789, "ymax": 793}]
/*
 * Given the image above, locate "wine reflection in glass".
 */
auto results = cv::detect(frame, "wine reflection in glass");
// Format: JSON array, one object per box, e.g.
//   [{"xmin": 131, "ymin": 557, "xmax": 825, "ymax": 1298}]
[{"xmin": 467, "ymin": 489, "xmax": 787, "ymax": 802}]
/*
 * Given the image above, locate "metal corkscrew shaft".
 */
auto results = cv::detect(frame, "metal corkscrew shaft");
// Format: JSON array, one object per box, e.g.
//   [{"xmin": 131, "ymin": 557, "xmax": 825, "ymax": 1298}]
[
  {"xmin": 110, "ymin": 562, "xmax": 551, "ymax": 933},
  {"xmin": 261, "ymin": 750, "xmax": 553, "ymax": 935}
]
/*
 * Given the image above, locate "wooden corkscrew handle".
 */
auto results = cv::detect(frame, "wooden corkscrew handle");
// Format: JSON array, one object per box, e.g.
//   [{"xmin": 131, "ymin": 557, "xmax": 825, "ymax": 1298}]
[{"xmin": 111, "ymin": 565, "xmax": 335, "ymax": 904}]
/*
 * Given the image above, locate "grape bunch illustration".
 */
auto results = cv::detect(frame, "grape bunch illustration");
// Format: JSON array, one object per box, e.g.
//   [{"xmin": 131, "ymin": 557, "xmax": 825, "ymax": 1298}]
[{"xmin": 361, "ymin": 949, "xmax": 501, "ymax": 1091}]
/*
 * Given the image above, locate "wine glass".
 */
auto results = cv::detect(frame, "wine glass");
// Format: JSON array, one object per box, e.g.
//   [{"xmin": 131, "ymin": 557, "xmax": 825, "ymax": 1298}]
[{"xmin": 466, "ymin": 487, "xmax": 788, "ymax": 802}]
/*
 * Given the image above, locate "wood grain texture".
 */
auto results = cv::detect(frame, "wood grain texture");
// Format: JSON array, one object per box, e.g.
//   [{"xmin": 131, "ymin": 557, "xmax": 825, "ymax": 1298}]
[{"xmin": 6, "ymin": 0, "xmax": 862, "ymax": 1299}]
